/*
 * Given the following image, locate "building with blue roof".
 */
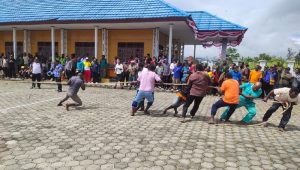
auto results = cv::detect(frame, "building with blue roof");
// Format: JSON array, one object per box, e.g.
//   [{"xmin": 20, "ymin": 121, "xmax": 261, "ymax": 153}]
[{"xmin": 0, "ymin": 0, "xmax": 247, "ymax": 76}]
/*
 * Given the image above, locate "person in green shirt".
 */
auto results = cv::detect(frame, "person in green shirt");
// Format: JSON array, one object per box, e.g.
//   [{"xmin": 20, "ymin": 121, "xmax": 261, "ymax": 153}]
[
  {"xmin": 220, "ymin": 82, "xmax": 262, "ymax": 124},
  {"xmin": 100, "ymin": 55, "xmax": 108, "ymax": 78}
]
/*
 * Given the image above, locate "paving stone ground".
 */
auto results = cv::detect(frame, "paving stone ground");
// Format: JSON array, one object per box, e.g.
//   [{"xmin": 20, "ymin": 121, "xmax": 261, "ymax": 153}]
[{"xmin": 0, "ymin": 81, "xmax": 299, "ymax": 170}]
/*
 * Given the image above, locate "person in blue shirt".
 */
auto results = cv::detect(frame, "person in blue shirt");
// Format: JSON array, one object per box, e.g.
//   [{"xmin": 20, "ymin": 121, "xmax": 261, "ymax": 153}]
[
  {"xmin": 76, "ymin": 57, "xmax": 84, "ymax": 73},
  {"xmin": 181, "ymin": 62, "xmax": 190, "ymax": 83},
  {"xmin": 231, "ymin": 66, "xmax": 242, "ymax": 84},
  {"xmin": 173, "ymin": 62, "xmax": 182, "ymax": 90},
  {"xmin": 220, "ymin": 82, "xmax": 262, "ymax": 124},
  {"xmin": 52, "ymin": 60, "xmax": 64, "ymax": 92},
  {"xmin": 262, "ymin": 66, "xmax": 278, "ymax": 97}
]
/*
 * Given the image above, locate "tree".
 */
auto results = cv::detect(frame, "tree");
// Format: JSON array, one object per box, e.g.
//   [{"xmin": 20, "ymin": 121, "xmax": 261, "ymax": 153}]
[
  {"xmin": 258, "ymin": 53, "xmax": 272, "ymax": 61},
  {"xmin": 226, "ymin": 47, "xmax": 240, "ymax": 62},
  {"xmin": 287, "ymin": 48, "xmax": 296, "ymax": 60},
  {"xmin": 295, "ymin": 51, "xmax": 300, "ymax": 66}
]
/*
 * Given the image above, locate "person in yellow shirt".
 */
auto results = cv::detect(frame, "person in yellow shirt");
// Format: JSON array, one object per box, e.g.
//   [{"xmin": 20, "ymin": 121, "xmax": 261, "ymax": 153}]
[
  {"xmin": 249, "ymin": 65, "xmax": 262, "ymax": 84},
  {"xmin": 83, "ymin": 58, "xmax": 92, "ymax": 83}
]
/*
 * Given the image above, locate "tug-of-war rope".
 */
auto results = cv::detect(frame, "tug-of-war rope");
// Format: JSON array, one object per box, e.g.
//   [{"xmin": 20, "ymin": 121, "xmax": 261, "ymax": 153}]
[{"xmin": 3, "ymin": 80, "xmax": 292, "ymax": 127}]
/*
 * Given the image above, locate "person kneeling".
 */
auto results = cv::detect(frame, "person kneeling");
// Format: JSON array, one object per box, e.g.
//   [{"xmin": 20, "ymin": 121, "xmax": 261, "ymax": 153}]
[{"xmin": 57, "ymin": 73, "xmax": 85, "ymax": 111}]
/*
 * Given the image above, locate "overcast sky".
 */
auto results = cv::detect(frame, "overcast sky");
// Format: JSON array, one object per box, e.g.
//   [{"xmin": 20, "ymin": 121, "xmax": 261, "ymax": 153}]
[{"xmin": 166, "ymin": 0, "xmax": 300, "ymax": 59}]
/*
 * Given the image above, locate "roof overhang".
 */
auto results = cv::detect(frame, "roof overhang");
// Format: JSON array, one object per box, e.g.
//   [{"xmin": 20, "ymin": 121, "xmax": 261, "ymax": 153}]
[{"xmin": 0, "ymin": 19, "xmax": 201, "ymax": 45}]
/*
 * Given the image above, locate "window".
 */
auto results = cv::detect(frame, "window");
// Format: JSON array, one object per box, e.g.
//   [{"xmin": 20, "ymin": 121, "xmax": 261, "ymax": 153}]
[
  {"xmin": 37, "ymin": 42, "xmax": 58, "ymax": 59},
  {"xmin": 5, "ymin": 42, "xmax": 23, "ymax": 57},
  {"xmin": 75, "ymin": 42, "xmax": 94, "ymax": 58},
  {"xmin": 118, "ymin": 42, "xmax": 144, "ymax": 62}
]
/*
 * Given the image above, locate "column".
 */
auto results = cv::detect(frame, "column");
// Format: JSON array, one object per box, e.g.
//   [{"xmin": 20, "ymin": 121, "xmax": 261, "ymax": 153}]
[
  {"xmin": 59, "ymin": 29, "xmax": 68, "ymax": 55},
  {"xmin": 23, "ymin": 30, "xmax": 27, "ymax": 53},
  {"xmin": 181, "ymin": 43, "xmax": 185, "ymax": 62},
  {"xmin": 51, "ymin": 26, "xmax": 55, "ymax": 62},
  {"xmin": 94, "ymin": 26, "xmax": 99, "ymax": 59},
  {"xmin": 152, "ymin": 27, "xmax": 159, "ymax": 58},
  {"xmin": 13, "ymin": 27, "xmax": 17, "ymax": 59},
  {"xmin": 60, "ymin": 29, "xmax": 64, "ymax": 55},
  {"xmin": 102, "ymin": 28, "xmax": 108, "ymax": 57},
  {"xmin": 168, "ymin": 24, "xmax": 173, "ymax": 64},
  {"xmin": 27, "ymin": 31, "xmax": 31, "ymax": 53},
  {"xmin": 193, "ymin": 44, "xmax": 196, "ymax": 59},
  {"xmin": 220, "ymin": 39, "xmax": 228, "ymax": 60}
]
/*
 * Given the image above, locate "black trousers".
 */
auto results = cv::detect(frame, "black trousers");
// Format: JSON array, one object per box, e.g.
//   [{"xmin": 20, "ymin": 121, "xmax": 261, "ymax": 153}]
[
  {"xmin": 55, "ymin": 77, "xmax": 62, "ymax": 91},
  {"xmin": 262, "ymin": 81, "xmax": 274, "ymax": 98},
  {"xmin": 182, "ymin": 95, "xmax": 204, "ymax": 118},
  {"xmin": 211, "ymin": 99, "xmax": 238, "ymax": 120},
  {"xmin": 92, "ymin": 72, "xmax": 100, "ymax": 83},
  {"xmin": 3, "ymin": 67, "xmax": 8, "ymax": 77},
  {"xmin": 66, "ymin": 70, "xmax": 73, "ymax": 80},
  {"xmin": 32, "ymin": 73, "xmax": 41, "ymax": 88},
  {"xmin": 262, "ymin": 102, "xmax": 293, "ymax": 129}
]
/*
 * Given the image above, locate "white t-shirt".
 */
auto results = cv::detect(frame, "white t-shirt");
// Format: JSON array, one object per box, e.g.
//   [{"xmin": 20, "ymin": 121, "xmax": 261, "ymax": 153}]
[
  {"xmin": 115, "ymin": 64, "xmax": 123, "ymax": 75},
  {"xmin": 32, "ymin": 62, "xmax": 42, "ymax": 74},
  {"xmin": 170, "ymin": 63, "xmax": 176, "ymax": 74},
  {"xmin": 23, "ymin": 56, "xmax": 29, "ymax": 65},
  {"xmin": 274, "ymin": 88, "xmax": 298, "ymax": 105}
]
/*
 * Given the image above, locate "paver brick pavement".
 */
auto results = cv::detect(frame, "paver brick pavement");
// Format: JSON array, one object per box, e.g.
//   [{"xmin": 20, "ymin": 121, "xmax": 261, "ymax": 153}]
[{"xmin": 0, "ymin": 82, "xmax": 300, "ymax": 169}]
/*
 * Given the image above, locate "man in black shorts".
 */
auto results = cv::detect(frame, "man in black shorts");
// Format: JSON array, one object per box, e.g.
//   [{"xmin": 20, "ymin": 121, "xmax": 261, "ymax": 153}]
[{"xmin": 57, "ymin": 73, "xmax": 85, "ymax": 111}]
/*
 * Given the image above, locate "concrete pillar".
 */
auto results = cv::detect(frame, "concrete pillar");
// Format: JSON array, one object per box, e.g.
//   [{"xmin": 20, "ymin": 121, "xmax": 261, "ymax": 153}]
[
  {"xmin": 102, "ymin": 28, "xmax": 108, "ymax": 57},
  {"xmin": 27, "ymin": 31, "xmax": 31, "ymax": 53},
  {"xmin": 60, "ymin": 29, "xmax": 64, "ymax": 55},
  {"xmin": 259, "ymin": 60, "xmax": 267, "ymax": 69},
  {"xmin": 287, "ymin": 60, "xmax": 296, "ymax": 76},
  {"xmin": 51, "ymin": 26, "xmax": 55, "ymax": 62},
  {"xmin": 168, "ymin": 24, "xmax": 173, "ymax": 64},
  {"xmin": 94, "ymin": 26, "xmax": 99, "ymax": 59},
  {"xmin": 152, "ymin": 27, "xmax": 160, "ymax": 58},
  {"xmin": 193, "ymin": 44, "xmax": 196, "ymax": 59},
  {"xmin": 221, "ymin": 39, "xmax": 228, "ymax": 60},
  {"xmin": 23, "ymin": 30, "xmax": 27, "ymax": 53},
  {"xmin": 13, "ymin": 27, "xmax": 17, "ymax": 59}
]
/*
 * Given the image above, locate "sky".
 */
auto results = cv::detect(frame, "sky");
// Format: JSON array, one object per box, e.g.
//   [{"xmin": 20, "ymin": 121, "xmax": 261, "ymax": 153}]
[{"xmin": 165, "ymin": 0, "xmax": 300, "ymax": 59}]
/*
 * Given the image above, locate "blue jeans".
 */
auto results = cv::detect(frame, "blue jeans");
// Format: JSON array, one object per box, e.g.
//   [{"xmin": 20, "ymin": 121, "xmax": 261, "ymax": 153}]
[
  {"xmin": 132, "ymin": 91, "xmax": 154, "ymax": 108},
  {"xmin": 211, "ymin": 99, "xmax": 238, "ymax": 120}
]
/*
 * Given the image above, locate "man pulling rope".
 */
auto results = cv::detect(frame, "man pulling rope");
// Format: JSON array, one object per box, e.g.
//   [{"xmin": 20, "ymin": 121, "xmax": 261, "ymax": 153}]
[{"xmin": 57, "ymin": 73, "xmax": 85, "ymax": 111}]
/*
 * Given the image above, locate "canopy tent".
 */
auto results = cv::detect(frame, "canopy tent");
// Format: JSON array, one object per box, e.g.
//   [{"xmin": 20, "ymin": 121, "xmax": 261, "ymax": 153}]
[{"xmin": 187, "ymin": 11, "xmax": 247, "ymax": 47}]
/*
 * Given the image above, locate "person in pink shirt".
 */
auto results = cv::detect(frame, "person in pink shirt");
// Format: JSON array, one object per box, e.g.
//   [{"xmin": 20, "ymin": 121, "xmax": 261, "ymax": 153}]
[{"xmin": 131, "ymin": 64, "xmax": 162, "ymax": 116}]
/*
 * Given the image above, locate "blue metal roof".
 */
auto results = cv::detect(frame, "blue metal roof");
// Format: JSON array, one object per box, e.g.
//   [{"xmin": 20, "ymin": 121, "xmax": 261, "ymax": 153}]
[
  {"xmin": 187, "ymin": 11, "xmax": 247, "ymax": 31},
  {"xmin": 0, "ymin": 0, "xmax": 189, "ymax": 23}
]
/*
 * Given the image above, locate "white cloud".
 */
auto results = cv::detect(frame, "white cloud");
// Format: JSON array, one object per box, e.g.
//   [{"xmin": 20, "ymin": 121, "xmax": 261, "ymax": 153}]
[{"xmin": 166, "ymin": 0, "xmax": 300, "ymax": 58}]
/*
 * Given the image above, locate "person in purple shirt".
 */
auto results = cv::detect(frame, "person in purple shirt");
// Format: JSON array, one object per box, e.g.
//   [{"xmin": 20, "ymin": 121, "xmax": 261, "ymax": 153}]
[
  {"xmin": 173, "ymin": 62, "xmax": 182, "ymax": 90},
  {"xmin": 231, "ymin": 66, "xmax": 242, "ymax": 84}
]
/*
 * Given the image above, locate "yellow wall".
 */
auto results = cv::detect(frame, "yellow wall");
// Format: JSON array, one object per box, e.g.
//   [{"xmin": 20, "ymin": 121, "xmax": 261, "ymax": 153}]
[
  {"xmin": 108, "ymin": 29, "xmax": 153, "ymax": 64},
  {"xmin": 67, "ymin": 29, "xmax": 102, "ymax": 59},
  {"xmin": 0, "ymin": 31, "xmax": 24, "ymax": 53},
  {"xmin": 31, "ymin": 30, "xmax": 61, "ymax": 55}
]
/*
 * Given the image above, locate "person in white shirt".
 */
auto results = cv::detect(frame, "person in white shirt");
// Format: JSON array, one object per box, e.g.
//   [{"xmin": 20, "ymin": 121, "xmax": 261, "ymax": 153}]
[
  {"xmin": 262, "ymin": 87, "xmax": 300, "ymax": 131},
  {"xmin": 31, "ymin": 58, "xmax": 42, "ymax": 89},
  {"xmin": 169, "ymin": 59, "xmax": 177, "ymax": 84},
  {"xmin": 23, "ymin": 53, "xmax": 29, "ymax": 67},
  {"xmin": 114, "ymin": 59, "xmax": 124, "ymax": 89}
]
